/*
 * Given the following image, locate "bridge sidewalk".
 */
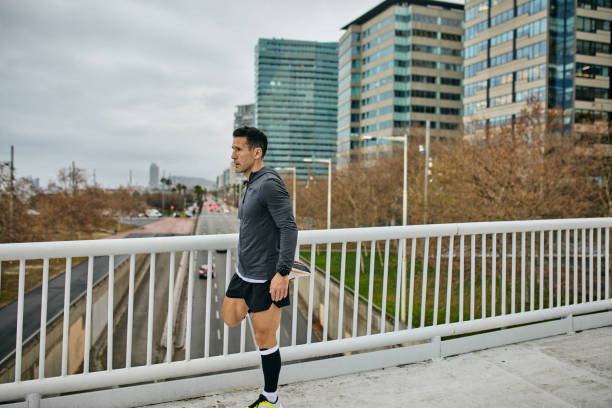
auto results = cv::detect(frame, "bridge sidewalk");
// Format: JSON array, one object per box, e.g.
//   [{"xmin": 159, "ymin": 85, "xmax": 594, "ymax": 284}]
[{"xmin": 140, "ymin": 326, "xmax": 612, "ymax": 408}]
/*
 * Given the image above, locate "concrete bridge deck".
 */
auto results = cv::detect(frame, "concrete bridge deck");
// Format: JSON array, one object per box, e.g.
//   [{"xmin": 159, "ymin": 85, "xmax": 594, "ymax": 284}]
[{"xmin": 140, "ymin": 325, "xmax": 612, "ymax": 408}]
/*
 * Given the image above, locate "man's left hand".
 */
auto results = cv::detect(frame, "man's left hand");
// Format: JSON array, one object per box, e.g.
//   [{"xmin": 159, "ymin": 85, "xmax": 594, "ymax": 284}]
[{"xmin": 270, "ymin": 273, "xmax": 289, "ymax": 301}]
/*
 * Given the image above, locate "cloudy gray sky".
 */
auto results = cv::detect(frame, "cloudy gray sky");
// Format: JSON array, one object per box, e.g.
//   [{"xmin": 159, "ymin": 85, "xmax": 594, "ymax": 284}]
[{"xmin": 0, "ymin": 0, "xmax": 461, "ymax": 188}]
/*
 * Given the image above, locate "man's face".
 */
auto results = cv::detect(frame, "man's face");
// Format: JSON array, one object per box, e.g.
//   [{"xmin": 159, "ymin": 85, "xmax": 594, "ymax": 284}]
[{"xmin": 231, "ymin": 136, "xmax": 260, "ymax": 174}]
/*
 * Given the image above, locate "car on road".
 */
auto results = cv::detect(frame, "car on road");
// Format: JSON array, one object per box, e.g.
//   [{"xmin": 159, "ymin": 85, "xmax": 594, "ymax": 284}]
[
  {"xmin": 198, "ymin": 264, "xmax": 215, "ymax": 279},
  {"xmin": 146, "ymin": 208, "xmax": 162, "ymax": 217}
]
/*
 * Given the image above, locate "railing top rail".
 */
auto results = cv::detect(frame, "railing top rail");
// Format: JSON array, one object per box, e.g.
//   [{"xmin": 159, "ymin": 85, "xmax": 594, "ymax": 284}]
[{"xmin": 0, "ymin": 218, "xmax": 610, "ymax": 260}]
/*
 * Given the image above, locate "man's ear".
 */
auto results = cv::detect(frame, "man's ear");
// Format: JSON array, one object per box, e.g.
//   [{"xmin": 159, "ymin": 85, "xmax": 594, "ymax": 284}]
[{"xmin": 255, "ymin": 147, "xmax": 262, "ymax": 159}]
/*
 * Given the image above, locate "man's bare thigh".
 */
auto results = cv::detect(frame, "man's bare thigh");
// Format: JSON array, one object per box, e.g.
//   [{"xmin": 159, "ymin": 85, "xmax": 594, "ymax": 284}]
[{"xmin": 251, "ymin": 303, "xmax": 282, "ymax": 334}]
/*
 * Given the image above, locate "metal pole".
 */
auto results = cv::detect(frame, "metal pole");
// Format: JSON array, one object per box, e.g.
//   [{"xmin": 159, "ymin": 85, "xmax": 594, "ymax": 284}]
[
  {"xmin": 9, "ymin": 146, "xmax": 14, "ymax": 242},
  {"xmin": 292, "ymin": 167, "xmax": 296, "ymax": 218},
  {"xmin": 424, "ymin": 121, "xmax": 430, "ymax": 225},
  {"xmin": 401, "ymin": 133, "xmax": 408, "ymax": 322},
  {"xmin": 327, "ymin": 161, "xmax": 331, "ymax": 230}
]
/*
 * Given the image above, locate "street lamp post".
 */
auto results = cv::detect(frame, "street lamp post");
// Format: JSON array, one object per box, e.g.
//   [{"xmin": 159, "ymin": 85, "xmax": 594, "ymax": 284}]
[
  {"xmin": 274, "ymin": 167, "xmax": 297, "ymax": 217},
  {"xmin": 361, "ymin": 134, "xmax": 409, "ymax": 322},
  {"xmin": 303, "ymin": 158, "xmax": 332, "ymax": 229},
  {"xmin": 421, "ymin": 120, "xmax": 431, "ymax": 225}
]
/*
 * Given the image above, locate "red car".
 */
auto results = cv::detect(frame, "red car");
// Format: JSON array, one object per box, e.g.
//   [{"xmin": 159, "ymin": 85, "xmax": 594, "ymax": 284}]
[{"xmin": 198, "ymin": 264, "xmax": 215, "ymax": 279}]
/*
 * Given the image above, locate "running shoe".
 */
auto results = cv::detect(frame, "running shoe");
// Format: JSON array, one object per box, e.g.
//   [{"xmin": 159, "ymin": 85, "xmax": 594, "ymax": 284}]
[
  {"xmin": 247, "ymin": 394, "xmax": 283, "ymax": 407},
  {"xmin": 289, "ymin": 260, "xmax": 311, "ymax": 280}
]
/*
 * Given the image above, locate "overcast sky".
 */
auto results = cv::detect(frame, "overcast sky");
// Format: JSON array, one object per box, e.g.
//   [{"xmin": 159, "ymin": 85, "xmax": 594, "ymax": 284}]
[{"xmin": 0, "ymin": 0, "xmax": 462, "ymax": 188}]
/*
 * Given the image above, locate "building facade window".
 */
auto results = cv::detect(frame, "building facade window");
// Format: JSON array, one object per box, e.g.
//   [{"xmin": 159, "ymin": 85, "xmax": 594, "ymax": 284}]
[
  {"xmin": 413, "ymin": 13, "xmax": 437, "ymax": 24},
  {"xmin": 516, "ymin": 0, "xmax": 547, "ymax": 16},
  {"xmin": 491, "ymin": 9, "xmax": 514, "ymax": 27},
  {"xmin": 576, "ymin": 39, "xmax": 611, "ymax": 55},
  {"xmin": 411, "ymin": 89, "xmax": 437, "ymax": 98},
  {"xmin": 363, "ymin": 15, "xmax": 394, "ymax": 38},
  {"xmin": 465, "ymin": 40, "xmax": 488, "ymax": 59},
  {"xmin": 412, "ymin": 74, "xmax": 436, "ymax": 83},
  {"xmin": 413, "ymin": 29, "xmax": 437, "ymax": 38},
  {"xmin": 440, "ymin": 92, "xmax": 461, "ymax": 100},
  {"xmin": 465, "ymin": 60, "xmax": 488, "ymax": 78},
  {"xmin": 575, "ymin": 86, "xmax": 611, "ymax": 101},
  {"xmin": 490, "ymin": 51, "xmax": 513, "ymax": 67},
  {"xmin": 362, "ymin": 75, "xmax": 393, "ymax": 92},
  {"xmin": 576, "ymin": 63, "xmax": 610, "ymax": 78},
  {"xmin": 515, "ymin": 86, "xmax": 545, "ymax": 102},
  {"xmin": 362, "ymin": 90, "xmax": 393, "ymax": 106},
  {"xmin": 576, "ymin": 16, "xmax": 611, "ymax": 32},
  {"xmin": 464, "ymin": 99, "xmax": 487, "ymax": 115},
  {"xmin": 441, "ymin": 32, "xmax": 462, "ymax": 41},
  {"xmin": 515, "ymin": 64, "xmax": 546, "ymax": 82},
  {"xmin": 363, "ymin": 30, "xmax": 394, "ymax": 51},
  {"xmin": 440, "ymin": 77, "xmax": 461, "ymax": 85},
  {"xmin": 491, "ymin": 30, "xmax": 513, "ymax": 47},
  {"xmin": 410, "ymin": 105, "xmax": 436, "ymax": 113},
  {"xmin": 413, "ymin": 59, "xmax": 437, "ymax": 69},
  {"xmin": 516, "ymin": 41, "xmax": 546, "ymax": 60},
  {"xmin": 489, "ymin": 93, "xmax": 512, "ymax": 107},
  {"xmin": 466, "ymin": 1, "xmax": 488, "ymax": 22},
  {"xmin": 577, "ymin": 0, "xmax": 612, "ymax": 9},
  {"xmin": 490, "ymin": 72, "xmax": 513, "ymax": 87},
  {"xmin": 465, "ymin": 80, "xmax": 486, "ymax": 97},
  {"xmin": 466, "ymin": 20, "xmax": 489, "ymax": 41},
  {"xmin": 516, "ymin": 18, "xmax": 547, "ymax": 38},
  {"xmin": 362, "ymin": 45, "xmax": 393, "ymax": 64},
  {"xmin": 440, "ymin": 107, "xmax": 461, "ymax": 115}
]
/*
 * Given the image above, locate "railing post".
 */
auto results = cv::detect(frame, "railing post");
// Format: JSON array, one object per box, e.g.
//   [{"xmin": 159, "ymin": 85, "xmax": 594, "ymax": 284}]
[
  {"xmin": 431, "ymin": 335, "xmax": 442, "ymax": 361},
  {"xmin": 566, "ymin": 314, "xmax": 575, "ymax": 335},
  {"xmin": 26, "ymin": 393, "xmax": 40, "ymax": 408}
]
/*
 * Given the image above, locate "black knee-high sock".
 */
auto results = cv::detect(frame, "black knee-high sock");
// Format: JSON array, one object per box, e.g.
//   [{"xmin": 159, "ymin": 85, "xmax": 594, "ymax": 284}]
[{"xmin": 260, "ymin": 345, "xmax": 281, "ymax": 393}]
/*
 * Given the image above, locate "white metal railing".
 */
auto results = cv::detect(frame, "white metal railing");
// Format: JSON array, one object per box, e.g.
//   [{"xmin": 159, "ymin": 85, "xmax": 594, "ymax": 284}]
[{"xmin": 0, "ymin": 218, "xmax": 610, "ymax": 404}]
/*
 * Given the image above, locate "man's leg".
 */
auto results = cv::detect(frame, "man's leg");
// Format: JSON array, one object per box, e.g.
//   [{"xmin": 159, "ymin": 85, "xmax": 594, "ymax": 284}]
[
  {"xmin": 251, "ymin": 304, "xmax": 283, "ymax": 404},
  {"xmin": 222, "ymin": 296, "xmax": 249, "ymax": 327}
]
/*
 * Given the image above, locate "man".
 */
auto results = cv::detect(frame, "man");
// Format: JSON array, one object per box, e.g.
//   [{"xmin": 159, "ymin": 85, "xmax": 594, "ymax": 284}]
[{"xmin": 222, "ymin": 126, "xmax": 297, "ymax": 408}]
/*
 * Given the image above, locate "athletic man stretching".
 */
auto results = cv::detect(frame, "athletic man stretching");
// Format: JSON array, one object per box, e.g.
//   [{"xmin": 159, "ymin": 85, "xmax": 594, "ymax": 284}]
[{"xmin": 222, "ymin": 126, "xmax": 297, "ymax": 408}]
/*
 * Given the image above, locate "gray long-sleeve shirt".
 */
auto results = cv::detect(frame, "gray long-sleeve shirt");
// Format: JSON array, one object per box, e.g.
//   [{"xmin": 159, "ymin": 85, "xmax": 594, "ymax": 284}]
[{"xmin": 237, "ymin": 167, "xmax": 298, "ymax": 281}]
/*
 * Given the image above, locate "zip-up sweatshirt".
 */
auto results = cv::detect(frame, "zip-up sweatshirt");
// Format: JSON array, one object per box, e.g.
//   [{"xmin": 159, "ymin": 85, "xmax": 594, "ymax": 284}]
[{"xmin": 237, "ymin": 166, "xmax": 298, "ymax": 281}]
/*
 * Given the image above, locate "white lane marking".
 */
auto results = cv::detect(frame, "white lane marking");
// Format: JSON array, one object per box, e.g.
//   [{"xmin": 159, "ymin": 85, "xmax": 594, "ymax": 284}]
[
  {"xmin": 215, "ymin": 295, "xmax": 218, "ymax": 303},
  {"xmin": 216, "ymin": 311, "xmax": 220, "ymax": 319},
  {"xmin": 214, "ymin": 282, "xmax": 217, "ymax": 289},
  {"xmin": 217, "ymin": 329, "xmax": 221, "ymax": 340}
]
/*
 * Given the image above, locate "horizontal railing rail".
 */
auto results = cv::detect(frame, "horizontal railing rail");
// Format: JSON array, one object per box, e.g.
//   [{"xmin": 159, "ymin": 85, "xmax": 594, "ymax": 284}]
[{"xmin": 0, "ymin": 218, "xmax": 610, "ymax": 404}]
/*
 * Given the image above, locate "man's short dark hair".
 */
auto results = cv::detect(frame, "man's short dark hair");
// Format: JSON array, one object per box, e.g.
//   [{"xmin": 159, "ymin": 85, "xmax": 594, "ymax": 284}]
[{"xmin": 233, "ymin": 126, "xmax": 267, "ymax": 158}]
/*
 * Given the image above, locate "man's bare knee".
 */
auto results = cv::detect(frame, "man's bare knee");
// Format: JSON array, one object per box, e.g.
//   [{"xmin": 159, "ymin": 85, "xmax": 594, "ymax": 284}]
[{"xmin": 254, "ymin": 329, "xmax": 277, "ymax": 349}]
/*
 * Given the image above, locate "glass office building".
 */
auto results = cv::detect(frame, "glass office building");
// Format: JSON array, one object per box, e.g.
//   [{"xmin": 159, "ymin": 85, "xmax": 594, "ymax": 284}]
[
  {"xmin": 337, "ymin": 0, "xmax": 464, "ymax": 166},
  {"xmin": 234, "ymin": 103, "xmax": 255, "ymax": 129},
  {"xmin": 463, "ymin": 0, "xmax": 612, "ymax": 139},
  {"xmin": 255, "ymin": 38, "xmax": 338, "ymax": 177}
]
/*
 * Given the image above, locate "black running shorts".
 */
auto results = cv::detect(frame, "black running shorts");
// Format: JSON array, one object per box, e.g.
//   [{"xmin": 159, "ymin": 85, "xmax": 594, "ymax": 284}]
[{"xmin": 225, "ymin": 273, "xmax": 290, "ymax": 313}]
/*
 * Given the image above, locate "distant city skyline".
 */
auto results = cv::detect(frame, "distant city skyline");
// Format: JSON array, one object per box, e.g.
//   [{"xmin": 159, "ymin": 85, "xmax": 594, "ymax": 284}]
[{"xmin": 1, "ymin": 0, "xmax": 403, "ymax": 187}]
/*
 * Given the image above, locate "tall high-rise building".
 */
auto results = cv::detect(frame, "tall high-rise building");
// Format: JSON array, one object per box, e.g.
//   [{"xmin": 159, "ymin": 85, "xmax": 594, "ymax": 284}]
[
  {"xmin": 255, "ymin": 38, "xmax": 338, "ymax": 177},
  {"xmin": 463, "ymin": 0, "xmax": 612, "ymax": 138},
  {"xmin": 337, "ymin": 0, "xmax": 464, "ymax": 165},
  {"xmin": 234, "ymin": 103, "xmax": 255, "ymax": 128},
  {"xmin": 149, "ymin": 163, "xmax": 159, "ymax": 189}
]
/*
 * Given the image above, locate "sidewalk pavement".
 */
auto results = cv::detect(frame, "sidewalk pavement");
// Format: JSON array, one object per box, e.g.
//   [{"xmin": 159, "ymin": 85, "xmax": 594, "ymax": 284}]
[
  {"xmin": 109, "ymin": 217, "xmax": 196, "ymax": 239},
  {"xmin": 140, "ymin": 325, "xmax": 612, "ymax": 408}
]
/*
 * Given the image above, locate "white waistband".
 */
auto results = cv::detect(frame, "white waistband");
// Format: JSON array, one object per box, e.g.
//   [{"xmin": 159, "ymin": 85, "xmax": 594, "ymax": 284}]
[{"xmin": 235, "ymin": 267, "xmax": 267, "ymax": 284}]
